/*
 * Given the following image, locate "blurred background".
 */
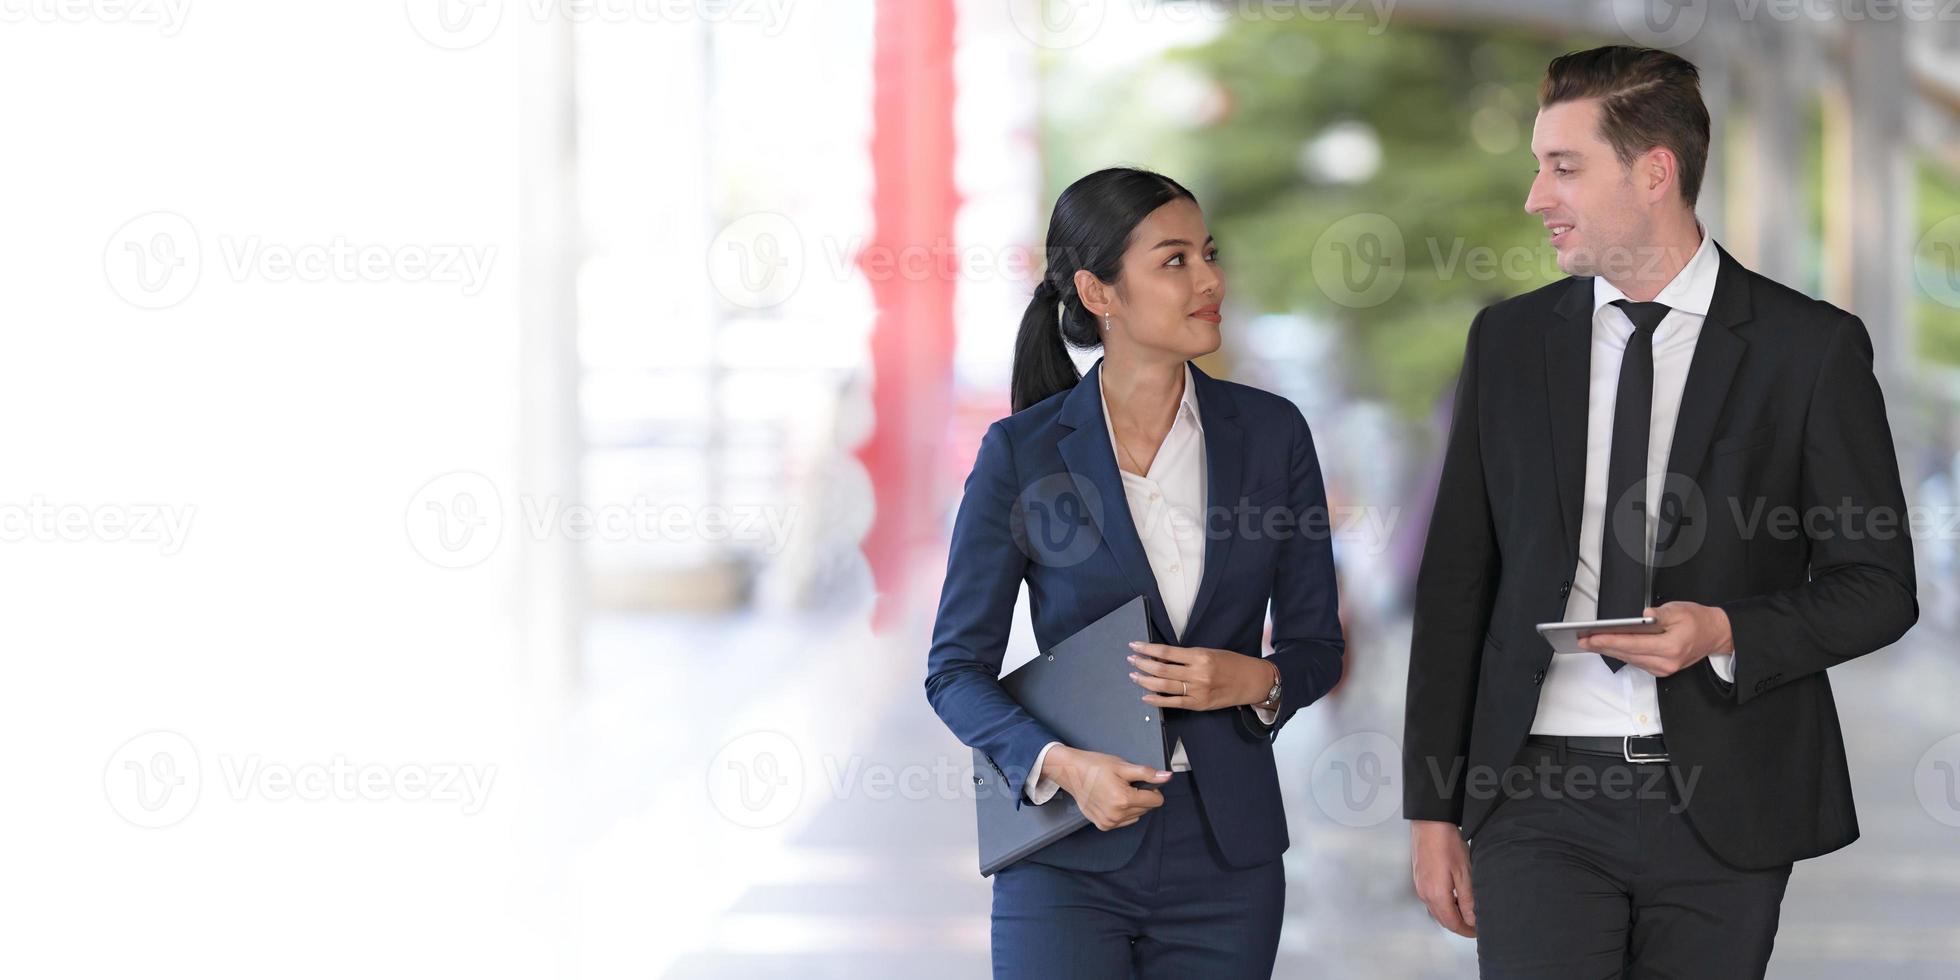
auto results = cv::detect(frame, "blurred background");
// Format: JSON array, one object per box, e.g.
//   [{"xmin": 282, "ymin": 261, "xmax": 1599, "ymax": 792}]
[{"xmin": 5, "ymin": 0, "xmax": 1960, "ymax": 977}]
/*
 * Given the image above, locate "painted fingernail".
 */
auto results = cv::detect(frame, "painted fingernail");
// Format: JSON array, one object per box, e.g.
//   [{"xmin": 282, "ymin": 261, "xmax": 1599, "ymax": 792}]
[{"xmin": 1128, "ymin": 641, "xmax": 1141, "ymax": 650}]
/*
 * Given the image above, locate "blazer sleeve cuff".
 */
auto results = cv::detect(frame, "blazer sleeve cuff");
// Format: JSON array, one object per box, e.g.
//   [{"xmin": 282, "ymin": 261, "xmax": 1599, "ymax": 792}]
[{"xmin": 1023, "ymin": 741, "xmax": 1064, "ymax": 805}]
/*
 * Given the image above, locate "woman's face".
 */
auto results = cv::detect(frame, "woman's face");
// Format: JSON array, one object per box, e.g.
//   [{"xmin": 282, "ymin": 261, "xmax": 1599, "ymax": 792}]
[{"xmin": 1085, "ymin": 197, "xmax": 1224, "ymax": 361}]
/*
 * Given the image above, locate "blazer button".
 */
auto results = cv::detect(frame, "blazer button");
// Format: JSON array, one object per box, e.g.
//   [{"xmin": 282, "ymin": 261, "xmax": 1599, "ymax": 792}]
[
  {"xmin": 1531, "ymin": 669, "xmax": 1546, "ymax": 685},
  {"xmin": 1558, "ymin": 580, "xmax": 1570, "ymax": 599}
]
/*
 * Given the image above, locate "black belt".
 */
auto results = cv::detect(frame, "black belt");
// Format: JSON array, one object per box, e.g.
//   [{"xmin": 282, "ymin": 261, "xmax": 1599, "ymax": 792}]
[{"xmin": 1527, "ymin": 734, "xmax": 1669, "ymax": 764}]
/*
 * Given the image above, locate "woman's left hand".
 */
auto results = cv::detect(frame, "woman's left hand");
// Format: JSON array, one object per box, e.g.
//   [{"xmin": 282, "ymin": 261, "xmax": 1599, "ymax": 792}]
[{"xmin": 1126, "ymin": 641, "xmax": 1273, "ymax": 711}]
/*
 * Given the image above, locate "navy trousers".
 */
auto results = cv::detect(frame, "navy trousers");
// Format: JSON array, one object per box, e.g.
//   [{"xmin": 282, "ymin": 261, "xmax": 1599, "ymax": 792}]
[{"xmin": 989, "ymin": 771, "xmax": 1285, "ymax": 978}]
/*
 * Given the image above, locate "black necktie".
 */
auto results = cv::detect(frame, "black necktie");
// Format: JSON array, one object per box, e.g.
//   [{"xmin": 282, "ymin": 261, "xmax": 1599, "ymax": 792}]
[{"xmin": 1596, "ymin": 299, "xmax": 1669, "ymax": 672}]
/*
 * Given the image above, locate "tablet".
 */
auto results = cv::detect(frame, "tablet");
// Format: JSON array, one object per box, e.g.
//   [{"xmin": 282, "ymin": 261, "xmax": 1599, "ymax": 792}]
[{"xmin": 1534, "ymin": 616, "xmax": 1660, "ymax": 655}]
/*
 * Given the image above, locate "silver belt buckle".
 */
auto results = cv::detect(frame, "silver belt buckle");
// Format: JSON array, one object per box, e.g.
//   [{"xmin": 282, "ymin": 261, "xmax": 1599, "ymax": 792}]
[{"xmin": 1622, "ymin": 735, "xmax": 1668, "ymax": 764}]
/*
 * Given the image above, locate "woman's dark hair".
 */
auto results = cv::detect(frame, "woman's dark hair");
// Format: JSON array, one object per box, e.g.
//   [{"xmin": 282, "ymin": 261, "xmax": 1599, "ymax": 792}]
[{"xmin": 1011, "ymin": 167, "xmax": 1196, "ymax": 413}]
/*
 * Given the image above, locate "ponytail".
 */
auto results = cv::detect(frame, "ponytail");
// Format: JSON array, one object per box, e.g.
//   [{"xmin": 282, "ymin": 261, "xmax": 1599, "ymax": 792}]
[{"xmin": 1011, "ymin": 279, "xmax": 1086, "ymax": 413}]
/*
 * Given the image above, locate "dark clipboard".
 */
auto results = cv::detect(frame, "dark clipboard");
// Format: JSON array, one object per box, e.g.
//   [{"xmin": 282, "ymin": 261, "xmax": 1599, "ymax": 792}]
[{"xmin": 970, "ymin": 595, "xmax": 1168, "ymax": 876}]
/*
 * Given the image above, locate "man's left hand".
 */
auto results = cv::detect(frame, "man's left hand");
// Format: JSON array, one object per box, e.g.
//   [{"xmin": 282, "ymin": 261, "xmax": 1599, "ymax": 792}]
[{"xmin": 1579, "ymin": 601, "xmax": 1733, "ymax": 678}]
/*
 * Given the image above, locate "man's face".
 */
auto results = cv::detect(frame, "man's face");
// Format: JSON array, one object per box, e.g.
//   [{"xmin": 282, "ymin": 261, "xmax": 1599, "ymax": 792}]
[{"xmin": 1525, "ymin": 98, "xmax": 1650, "ymax": 278}]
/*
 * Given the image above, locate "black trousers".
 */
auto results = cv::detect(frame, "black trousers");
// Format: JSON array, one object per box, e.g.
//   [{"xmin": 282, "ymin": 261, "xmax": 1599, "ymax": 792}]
[{"xmin": 1469, "ymin": 739, "xmax": 1793, "ymax": 979}]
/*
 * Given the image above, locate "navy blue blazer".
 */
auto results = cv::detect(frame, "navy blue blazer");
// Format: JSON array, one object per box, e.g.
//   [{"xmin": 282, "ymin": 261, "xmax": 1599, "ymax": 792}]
[{"xmin": 925, "ymin": 357, "xmax": 1345, "ymax": 872}]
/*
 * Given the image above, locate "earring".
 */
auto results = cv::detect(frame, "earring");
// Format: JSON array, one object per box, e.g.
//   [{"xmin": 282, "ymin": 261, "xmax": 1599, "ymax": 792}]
[{"xmin": 1102, "ymin": 312, "xmax": 1110, "ymax": 332}]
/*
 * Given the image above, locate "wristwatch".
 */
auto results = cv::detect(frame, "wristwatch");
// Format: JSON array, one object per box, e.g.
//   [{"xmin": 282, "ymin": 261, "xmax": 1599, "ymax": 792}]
[{"xmin": 1257, "ymin": 662, "xmax": 1281, "ymax": 711}]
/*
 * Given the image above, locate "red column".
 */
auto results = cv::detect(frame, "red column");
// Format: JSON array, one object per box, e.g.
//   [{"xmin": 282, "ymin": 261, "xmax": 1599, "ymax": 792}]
[{"xmin": 855, "ymin": 0, "xmax": 960, "ymax": 631}]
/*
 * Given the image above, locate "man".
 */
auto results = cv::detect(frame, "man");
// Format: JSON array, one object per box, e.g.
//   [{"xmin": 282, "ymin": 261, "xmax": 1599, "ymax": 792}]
[{"xmin": 1403, "ymin": 45, "xmax": 1918, "ymax": 978}]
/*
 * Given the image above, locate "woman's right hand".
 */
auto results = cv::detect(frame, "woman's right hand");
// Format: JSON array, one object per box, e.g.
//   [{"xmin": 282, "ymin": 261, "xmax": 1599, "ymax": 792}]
[{"xmin": 1044, "ymin": 745, "xmax": 1171, "ymax": 831}]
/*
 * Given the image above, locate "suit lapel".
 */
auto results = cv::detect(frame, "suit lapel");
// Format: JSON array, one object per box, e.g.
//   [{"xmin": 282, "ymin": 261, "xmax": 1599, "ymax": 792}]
[
  {"xmin": 1182, "ymin": 363, "xmax": 1242, "ymax": 641},
  {"xmin": 1057, "ymin": 360, "xmax": 1177, "ymax": 643},
  {"xmin": 1545, "ymin": 277, "xmax": 1594, "ymax": 573},
  {"xmin": 1656, "ymin": 247, "xmax": 1751, "ymax": 557}
]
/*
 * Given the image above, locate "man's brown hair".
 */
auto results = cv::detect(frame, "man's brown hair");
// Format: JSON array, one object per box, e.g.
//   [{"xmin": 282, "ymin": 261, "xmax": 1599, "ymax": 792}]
[{"xmin": 1540, "ymin": 45, "xmax": 1711, "ymax": 207}]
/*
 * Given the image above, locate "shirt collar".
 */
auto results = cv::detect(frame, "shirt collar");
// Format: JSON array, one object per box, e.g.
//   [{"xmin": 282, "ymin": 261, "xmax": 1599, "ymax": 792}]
[
  {"xmin": 1592, "ymin": 223, "xmax": 1720, "ymax": 319},
  {"xmin": 1099, "ymin": 361, "xmax": 1203, "ymax": 452}
]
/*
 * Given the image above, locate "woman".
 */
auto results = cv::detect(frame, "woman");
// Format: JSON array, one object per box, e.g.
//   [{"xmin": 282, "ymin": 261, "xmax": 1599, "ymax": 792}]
[{"xmin": 923, "ymin": 167, "xmax": 1346, "ymax": 976}]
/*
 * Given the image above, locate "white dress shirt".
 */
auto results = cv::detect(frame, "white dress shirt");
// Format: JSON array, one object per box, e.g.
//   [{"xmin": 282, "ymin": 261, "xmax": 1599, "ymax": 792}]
[
  {"xmin": 1531, "ymin": 229, "xmax": 1737, "ymax": 737},
  {"xmin": 1023, "ymin": 363, "xmax": 1278, "ymax": 803}
]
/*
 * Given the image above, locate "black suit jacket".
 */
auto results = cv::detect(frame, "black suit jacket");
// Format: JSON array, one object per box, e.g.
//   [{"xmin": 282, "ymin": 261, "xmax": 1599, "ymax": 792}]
[{"xmin": 1403, "ymin": 245, "xmax": 1918, "ymax": 870}]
